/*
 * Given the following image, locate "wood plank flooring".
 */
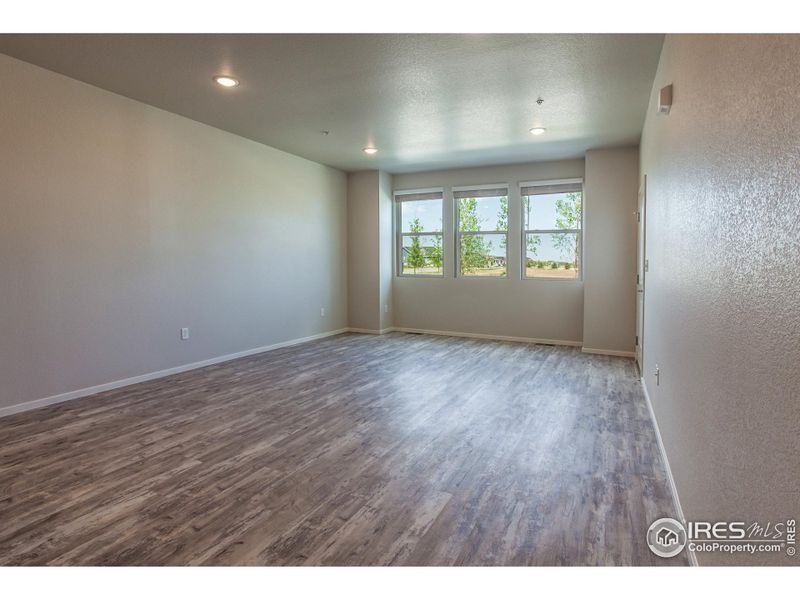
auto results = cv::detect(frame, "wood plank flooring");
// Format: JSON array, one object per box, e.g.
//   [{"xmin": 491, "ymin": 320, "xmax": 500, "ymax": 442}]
[{"xmin": 0, "ymin": 332, "xmax": 686, "ymax": 565}]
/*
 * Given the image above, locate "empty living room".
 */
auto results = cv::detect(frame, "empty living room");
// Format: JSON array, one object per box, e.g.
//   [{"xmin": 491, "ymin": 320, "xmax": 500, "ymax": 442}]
[{"xmin": 1, "ymin": 1, "xmax": 798, "ymax": 596}]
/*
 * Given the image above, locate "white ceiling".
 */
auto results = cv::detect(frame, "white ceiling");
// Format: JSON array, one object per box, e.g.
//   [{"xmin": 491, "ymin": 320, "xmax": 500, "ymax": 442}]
[{"xmin": 0, "ymin": 34, "xmax": 663, "ymax": 173}]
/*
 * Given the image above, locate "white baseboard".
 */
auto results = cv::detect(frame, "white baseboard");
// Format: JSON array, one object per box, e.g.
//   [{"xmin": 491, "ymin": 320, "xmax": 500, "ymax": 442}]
[
  {"xmin": 581, "ymin": 347, "xmax": 636, "ymax": 358},
  {"xmin": 347, "ymin": 327, "xmax": 395, "ymax": 335},
  {"xmin": 0, "ymin": 328, "xmax": 349, "ymax": 419},
  {"xmin": 392, "ymin": 326, "xmax": 582, "ymax": 347},
  {"xmin": 641, "ymin": 378, "xmax": 699, "ymax": 566}
]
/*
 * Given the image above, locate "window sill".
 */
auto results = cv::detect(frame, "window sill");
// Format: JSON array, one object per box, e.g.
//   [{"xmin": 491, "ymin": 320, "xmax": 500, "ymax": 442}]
[{"xmin": 522, "ymin": 276, "xmax": 583, "ymax": 283}]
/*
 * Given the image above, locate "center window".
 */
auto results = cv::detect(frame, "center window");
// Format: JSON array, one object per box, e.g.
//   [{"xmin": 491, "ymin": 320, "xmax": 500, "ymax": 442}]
[{"xmin": 454, "ymin": 185, "xmax": 509, "ymax": 278}]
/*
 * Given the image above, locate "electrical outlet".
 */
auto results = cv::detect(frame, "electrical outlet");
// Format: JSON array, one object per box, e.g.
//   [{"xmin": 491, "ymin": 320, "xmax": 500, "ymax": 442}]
[
  {"xmin": 180, "ymin": 327, "xmax": 189, "ymax": 340},
  {"xmin": 384, "ymin": 303, "xmax": 389, "ymax": 314},
  {"xmin": 654, "ymin": 365, "xmax": 660, "ymax": 386},
  {"xmin": 320, "ymin": 307, "xmax": 325, "ymax": 317}
]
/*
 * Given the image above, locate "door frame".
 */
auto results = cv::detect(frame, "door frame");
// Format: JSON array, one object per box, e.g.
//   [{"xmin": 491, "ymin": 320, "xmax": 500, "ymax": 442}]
[{"xmin": 635, "ymin": 175, "xmax": 647, "ymax": 374}]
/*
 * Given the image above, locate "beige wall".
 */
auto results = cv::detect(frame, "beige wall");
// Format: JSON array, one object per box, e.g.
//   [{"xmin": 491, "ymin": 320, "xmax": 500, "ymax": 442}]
[
  {"xmin": 640, "ymin": 35, "xmax": 800, "ymax": 565},
  {"xmin": 346, "ymin": 171, "xmax": 381, "ymax": 331},
  {"xmin": 378, "ymin": 171, "xmax": 394, "ymax": 331},
  {"xmin": 392, "ymin": 160, "xmax": 585, "ymax": 343},
  {"xmin": 347, "ymin": 169, "xmax": 394, "ymax": 332},
  {"xmin": 0, "ymin": 54, "xmax": 348, "ymax": 413},
  {"xmin": 583, "ymin": 147, "xmax": 639, "ymax": 353}
]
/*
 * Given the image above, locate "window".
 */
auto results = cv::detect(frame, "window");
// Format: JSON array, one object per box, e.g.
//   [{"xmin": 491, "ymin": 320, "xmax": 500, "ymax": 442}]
[
  {"xmin": 521, "ymin": 179, "xmax": 583, "ymax": 279},
  {"xmin": 454, "ymin": 185, "xmax": 509, "ymax": 277},
  {"xmin": 395, "ymin": 189, "xmax": 444, "ymax": 276}
]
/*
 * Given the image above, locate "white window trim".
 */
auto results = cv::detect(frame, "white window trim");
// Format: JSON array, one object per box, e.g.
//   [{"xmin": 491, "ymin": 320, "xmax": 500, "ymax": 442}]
[
  {"xmin": 394, "ymin": 187, "xmax": 445, "ymax": 198},
  {"xmin": 454, "ymin": 184, "xmax": 510, "ymax": 279},
  {"xmin": 394, "ymin": 188, "xmax": 445, "ymax": 278},
  {"xmin": 519, "ymin": 177, "xmax": 583, "ymax": 188},
  {"xmin": 520, "ymin": 180, "xmax": 584, "ymax": 282},
  {"xmin": 452, "ymin": 182, "xmax": 509, "ymax": 193}
]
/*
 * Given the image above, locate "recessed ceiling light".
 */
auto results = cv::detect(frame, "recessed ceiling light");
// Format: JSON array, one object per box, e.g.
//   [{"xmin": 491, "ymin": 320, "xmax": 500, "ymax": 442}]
[
  {"xmin": 530, "ymin": 127, "xmax": 547, "ymax": 136},
  {"xmin": 363, "ymin": 147, "xmax": 378, "ymax": 155},
  {"xmin": 213, "ymin": 76, "xmax": 239, "ymax": 88}
]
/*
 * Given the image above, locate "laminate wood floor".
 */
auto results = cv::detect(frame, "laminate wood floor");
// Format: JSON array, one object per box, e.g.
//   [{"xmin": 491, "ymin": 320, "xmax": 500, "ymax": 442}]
[{"xmin": 0, "ymin": 332, "xmax": 686, "ymax": 565}]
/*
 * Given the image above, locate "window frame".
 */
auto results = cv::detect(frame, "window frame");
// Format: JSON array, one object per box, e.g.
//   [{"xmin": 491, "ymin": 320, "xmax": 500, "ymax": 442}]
[
  {"xmin": 453, "ymin": 183, "xmax": 510, "ymax": 279},
  {"xmin": 394, "ymin": 187, "xmax": 445, "ymax": 278},
  {"xmin": 519, "ymin": 178, "xmax": 584, "ymax": 282}
]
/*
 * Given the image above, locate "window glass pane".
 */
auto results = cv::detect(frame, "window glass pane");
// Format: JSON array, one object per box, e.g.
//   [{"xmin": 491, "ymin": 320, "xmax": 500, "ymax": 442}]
[
  {"xmin": 525, "ymin": 233, "xmax": 580, "ymax": 278},
  {"xmin": 401, "ymin": 234, "xmax": 443, "ymax": 275},
  {"xmin": 400, "ymin": 199, "xmax": 442, "ymax": 233},
  {"xmin": 459, "ymin": 233, "xmax": 507, "ymax": 277},
  {"xmin": 457, "ymin": 195, "xmax": 508, "ymax": 232},
  {"xmin": 523, "ymin": 191, "xmax": 582, "ymax": 230}
]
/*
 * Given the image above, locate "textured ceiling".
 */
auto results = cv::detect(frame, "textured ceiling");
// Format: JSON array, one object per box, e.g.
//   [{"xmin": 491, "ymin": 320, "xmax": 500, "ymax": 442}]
[{"xmin": 0, "ymin": 34, "xmax": 664, "ymax": 173}]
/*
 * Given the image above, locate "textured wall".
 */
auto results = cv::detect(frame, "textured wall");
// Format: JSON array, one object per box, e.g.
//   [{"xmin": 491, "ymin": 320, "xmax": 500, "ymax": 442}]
[
  {"xmin": 0, "ymin": 54, "xmax": 348, "ymax": 412},
  {"xmin": 640, "ymin": 35, "xmax": 800, "ymax": 565},
  {"xmin": 392, "ymin": 160, "xmax": 585, "ymax": 343},
  {"xmin": 583, "ymin": 147, "xmax": 639, "ymax": 354}
]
